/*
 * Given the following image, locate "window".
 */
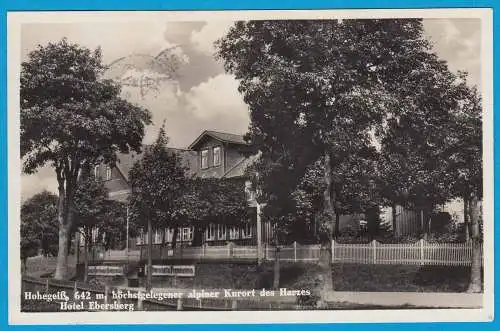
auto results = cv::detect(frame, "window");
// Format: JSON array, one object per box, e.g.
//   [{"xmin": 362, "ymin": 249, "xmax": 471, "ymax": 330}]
[
  {"xmin": 92, "ymin": 227, "xmax": 99, "ymax": 243},
  {"xmin": 206, "ymin": 224, "xmax": 216, "ymax": 241},
  {"xmin": 165, "ymin": 228, "xmax": 174, "ymax": 242},
  {"xmin": 201, "ymin": 149, "xmax": 209, "ymax": 169},
  {"xmin": 182, "ymin": 227, "xmax": 193, "ymax": 241},
  {"xmin": 94, "ymin": 165, "xmax": 100, "ymax": 181},
  {"xmin": 245, "ymin": 180, "xmax": 254, "ymax": 201},
  {"xmin": 229, "ymin": 226, "xmax": 239, "ymax": 240},
  {"xmin": 106, "ymin": 166, "xmax": 112, "ymax": 180},
  {"xmin": 137, "ymin": 229, "xmax": 145, "ymax": 245},
  {"xmin": 154, "ymin": 229, "xmax": 162, "ymax": 244},
  {"xmin": 242, "ymin": 223, "xmax": 252, "ymax": 238},
  {"xmin": 217, "ymin": 224, "xmax": 227, "ymax": 240},
  {"xmin": 213, "ymin": 146, "xmax": 221, "ymax": 167}
]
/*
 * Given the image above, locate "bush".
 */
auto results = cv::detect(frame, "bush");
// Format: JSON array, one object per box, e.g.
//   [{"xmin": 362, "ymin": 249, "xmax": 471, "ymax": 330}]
[{"xmin": 296, "ymin": 291, "xmax": 321, "ymax": 308}]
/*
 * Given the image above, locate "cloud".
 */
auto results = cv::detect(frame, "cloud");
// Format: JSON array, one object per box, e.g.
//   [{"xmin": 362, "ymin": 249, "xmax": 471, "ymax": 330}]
[
  {"xmin": 21, "ymin": 22, "xmax": 181, "ymax": 65},
  {"xmin": 423, "ymin": 19, "xmax": 481, "ymax": 88},
  {"xmin": 190, "ymin": 21, "xmax": 234, "ymax": 56},
  {"xmin": 184, "ymin": 74, "xmax": 249, "ymax": 121},
  {"xmin": 21, "ymin": 166, "xmax": 58, "ymax": 201}
]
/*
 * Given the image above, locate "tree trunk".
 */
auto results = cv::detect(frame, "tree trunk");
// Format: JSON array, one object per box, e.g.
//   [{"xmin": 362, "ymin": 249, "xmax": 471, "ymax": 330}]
[
  {"xmin": 273, "ymin": 246, "xmax": 280, "ymax": 290},
  {"xmin": 467, "ymin": 193, "xmax": 482, "ymax": 293},
  {"xmin": 463, "ymin": 197, "xmax": 470, "ymax": 242},
  {"xmin": 54, "ymin": 188, "xmax": 73, "ymax": 280},
  {"xmin": 146, "ymin": 217, "xmax": 153, "ymax": 291},
  {"xmin": 83, "ymin": 239, "xmax": 88, "ymax": 283},
  {"xmin": 318, "ymin": 152, "xmax": 334, "ymax": 293},
  {"xmin": 54, "ymin": 171, "xmax": 77, "ymax": 280},
  {"xmin": 334, "ymin": 212, "xmax": 340, "ymax": 239},
  {"xmin": 392, "ymin": 204, "xmax": 398, "ymax": 237},
  {"xmin": 83, "ymin": 231, "xmax": 92, "ymax": 282},
  {"xmin": 22, "ymin": 258, "xmax": 27, "ymax": 275},
  {"xmin": 172, "ymin": 227, "xmax": 179, "ymax": 249}
]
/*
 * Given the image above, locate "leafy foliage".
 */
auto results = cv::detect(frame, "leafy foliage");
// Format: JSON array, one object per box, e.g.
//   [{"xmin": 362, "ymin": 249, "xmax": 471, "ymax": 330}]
[
  {"xmin": 21, "ymin": 191, "xmax": 59, "ymax": 259},
  {"xmin": 21, "ymin": 38, "xmax": 152, "ymax": 175},
  {"xmin": 174, "ymin": 177, "xmax": 249, "ymax": 226},
  {"xmin": 21, "ymin": 38, "xmax": 152, "ymax": 279},
  {"xmin": 217, "ymin": 19, "xmax": 433, "ymax": 239},
  {"xmin": 128, "ymin": 124, "xmax": 188, "ymax": 229},
  {"xmin": 73, "ymin": 175, "xmax": 128, "ymax": 250}
]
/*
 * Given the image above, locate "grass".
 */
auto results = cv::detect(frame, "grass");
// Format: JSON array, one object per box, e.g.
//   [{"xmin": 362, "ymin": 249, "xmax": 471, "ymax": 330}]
[
  {"xmin": 23, "ymin": 262, "xmax": 474, "ymax": 312},
  {"xmin": 121, "ymin": 262, "xmax": 476, "ymax": 293}
]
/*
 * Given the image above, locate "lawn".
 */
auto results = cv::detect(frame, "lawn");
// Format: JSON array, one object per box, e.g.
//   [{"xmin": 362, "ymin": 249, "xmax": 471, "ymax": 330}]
[{"xmin": 123, "ymin": 262, "xmax": 476, "ymax": 293}]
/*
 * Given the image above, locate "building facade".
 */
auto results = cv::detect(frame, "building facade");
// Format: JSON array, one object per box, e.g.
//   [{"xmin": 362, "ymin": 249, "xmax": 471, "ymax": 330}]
[{"xmin": 96, "ymin": 130, "xmax": 271, "ymax": 251}]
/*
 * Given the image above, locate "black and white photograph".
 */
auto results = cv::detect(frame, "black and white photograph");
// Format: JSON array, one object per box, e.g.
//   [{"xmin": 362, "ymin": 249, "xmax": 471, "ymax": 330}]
[{"xmin": 8, "ymin": 9, "xmax": 493, "ymax": 324}]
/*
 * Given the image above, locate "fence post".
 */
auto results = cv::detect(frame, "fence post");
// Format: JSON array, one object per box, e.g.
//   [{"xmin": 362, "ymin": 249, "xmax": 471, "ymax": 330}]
[
  {"xmin": 45, "ymin": 278, "xmax": 49, "ymax": 293},
  {"xmin": 137, "ymin": 291, "xmax": 143, "ymax": 311},
  {"xmin": 177, "ymin": 297, "xmax": 183, "ymax": 311},
  {"xmin": 372, "ymin": 240, "xmax": 377, "ymax": 264},
  {"xmin": 104, "ymin": 286, "xmax": 109, "ymax": 305},
  {"xmin": 331, "ymin": 240, "xmax": 335, "ymax": 263},
  {"xmin": 420, "ymin": 238, "xmax": 425, "ymax": 265},
  {"xmin": 293, "ymin": 241, "xmax": 297, "ymax": 262},
  {"xmin": 231, "ymin": 299, "xmax": 238, "ymax": 310}
]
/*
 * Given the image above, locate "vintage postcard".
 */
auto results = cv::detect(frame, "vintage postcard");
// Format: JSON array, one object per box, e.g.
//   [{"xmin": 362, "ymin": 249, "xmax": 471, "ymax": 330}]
[{"xmin": 7, "ymin": 8, "xmax": 493, "ymax": 325}]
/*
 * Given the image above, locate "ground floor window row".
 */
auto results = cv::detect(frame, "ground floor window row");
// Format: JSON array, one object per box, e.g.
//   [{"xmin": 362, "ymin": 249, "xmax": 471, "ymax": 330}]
[
  {"xmin": 136, "ymin": 223, "xmax": 254, "ymax": 245},
  {"xmin": 78, "ymin": 220, "xmax": 273, "ymax": 247}
]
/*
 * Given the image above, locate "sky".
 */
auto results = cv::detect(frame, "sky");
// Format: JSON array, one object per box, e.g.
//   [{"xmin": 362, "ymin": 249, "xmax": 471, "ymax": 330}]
[{"xmin": 19, "ymin": 18, "xmax": 482, "ymax": 200}]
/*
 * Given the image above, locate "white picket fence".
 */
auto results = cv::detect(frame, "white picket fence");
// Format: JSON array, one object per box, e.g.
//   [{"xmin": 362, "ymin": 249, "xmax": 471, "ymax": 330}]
[
  {"xmin": 264, "ymin": 240, "xmax": 480, "ymax": 266},
  {"xmin": 131, "ymin": 239, "xmax": 480, "ymax": 266}
]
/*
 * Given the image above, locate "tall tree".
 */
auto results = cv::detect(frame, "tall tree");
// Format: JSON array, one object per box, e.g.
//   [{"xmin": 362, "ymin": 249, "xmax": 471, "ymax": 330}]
[
  {"xmin": 128, "ymin": 124, "xmax": 187, "ymax": 290},
  {"xmin": 293, "ymin": 150, "xmax": 380, "ymax": 240},
  {"xmin": 217, "ymin": 19, "xmax": 440, "ymax": 295},
  {"xmin": 376, "ymin": 52, "xmax": 471, "ymax": 238},
  {"xmin": 442, "ymin": 80, "xmax": 482, "ymax": 292},
  {"xmin": 72, "ymin": 175, "xmax": 110, "ymax": 282},
  {"xmin": 376, "ymin": 54, "xmax": 483, "ymax": 290},
  {"xmin": 21, "ymin": 191, "xmax": 59, "ymax": 273},
  {"xmin": 21, "ymin": 39, "xmax": 152, "ymax": 279}
]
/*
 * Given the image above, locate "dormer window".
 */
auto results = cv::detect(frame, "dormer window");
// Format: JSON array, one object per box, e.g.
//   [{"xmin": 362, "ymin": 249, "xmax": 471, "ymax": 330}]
[
  {"xmin": 201, "ymin": 149, "xmax": 209, "ymax": 169},
  {"xmin": 213, "ymin": 146, "xmax": 221, "ymax": 167}
]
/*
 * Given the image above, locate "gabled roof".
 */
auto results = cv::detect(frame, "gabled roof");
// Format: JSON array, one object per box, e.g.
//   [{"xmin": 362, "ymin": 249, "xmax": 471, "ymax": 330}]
[
  {"xmin": 188, "ymin": 130, "xmax": 249, "ymax": 150},
  {"xmin": 115, "ymin": 146, "xmax": 197, "ymax": 182}
]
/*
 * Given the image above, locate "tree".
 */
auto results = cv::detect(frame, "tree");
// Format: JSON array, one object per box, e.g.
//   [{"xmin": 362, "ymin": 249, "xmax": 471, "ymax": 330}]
[
  {"xmin": 217, "ymin": 19, "xmax": 440, "ymax": 296},
  {"xmin": 173, "ymin": 177, "xmax": 249, "ymax": 246},
  {"xmin": 72, "ymin": 174, "xmax": 110, "ymax": 282},
  {"xmin": 376, "ymin": 53, "xmax": 474, "ymax": 240},
  {"xmin": 442, "ymin": 81, "xmax": 482, "ymax": 292},
  {"xmin": 293, "ymin": 150, "xmax": 380, "ymax": 240},
  {"xmin": 100, "ymin": 200, "xmax": 132, "ymax": 251},
  {"xmin": 21, "ymin": 39, "xmax": 152, "ymax": 279},
  {"xmin": 128, "ymin": 124, "xmax": 187, "ymax": 290},
  {"xmin": 376, "ymin": 54, "xmax": 483, "ymax": 290},
  {"xmin": 21, "ymin": 191, "xmax": 59, "ymax": 273}
]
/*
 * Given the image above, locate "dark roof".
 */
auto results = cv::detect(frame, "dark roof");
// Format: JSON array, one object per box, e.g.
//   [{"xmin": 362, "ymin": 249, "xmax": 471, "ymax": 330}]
[
  {"xmin": 188, "ymin": 130, "xmax": 249, "ymax": 150},
  {"xmin": 115, "ymin": 146, "xmax": 197, "ymax": 181}
]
